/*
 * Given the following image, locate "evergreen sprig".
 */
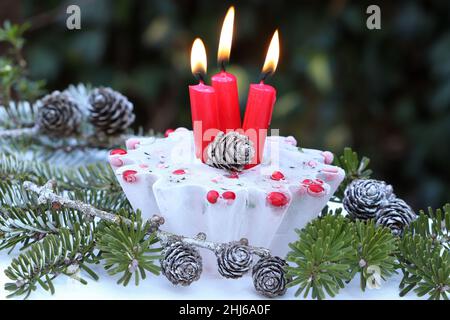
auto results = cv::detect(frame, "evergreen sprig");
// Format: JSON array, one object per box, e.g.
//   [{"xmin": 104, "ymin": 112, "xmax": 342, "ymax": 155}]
[
  {"xmin": 350, "ymin": 220, "xmax": 397, "ymax": 291},
  {"xmin": 97, "ymin": 211, "xmax": 161, "ymax": 286},
  {"xmin": 398, "ymin": 204, "xmax": 450, "ymax": 300},
  {"xmin": 0, "ymin": 203, "xmax": 91, "ymax": 252},
  {"xmin": 0, "ymin": 154, "xmax": 130, "ymax": 213},
  {"xmin": 286, "ymin": 214, "xmax": 355, "ymax": 299},
  {"xmin": 333, "ymin": 147, "xmax": 372, "ymax": 200},
  {"xmin": 4, "ymin": 225, "xmax": 98, "ymax": 299}
]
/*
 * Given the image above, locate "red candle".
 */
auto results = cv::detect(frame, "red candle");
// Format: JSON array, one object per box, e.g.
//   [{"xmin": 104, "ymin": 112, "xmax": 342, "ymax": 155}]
[
  {"xmin": 243, "ymin": 30, "xmax": 280, "ymax": 166},
  {"xmin": 242, "ymin": 82, "xmax": 276, "ymax": 165},
  {"xmin": 212, "ymin": 6, "xmax": 241, "ymax": 132},
  {"xmin": 189, "ymin": 38, "xmax": 219, "ymax": 161},
  {"xmin": 212, "ymin": 71, "xmax": 240, "ymax": 132}
]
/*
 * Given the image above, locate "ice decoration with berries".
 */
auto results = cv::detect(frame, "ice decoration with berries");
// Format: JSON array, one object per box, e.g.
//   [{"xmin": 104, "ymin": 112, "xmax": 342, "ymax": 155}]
[{"xmin": 109, "ymin": 128, "xmax": 345, "ymax": 271}]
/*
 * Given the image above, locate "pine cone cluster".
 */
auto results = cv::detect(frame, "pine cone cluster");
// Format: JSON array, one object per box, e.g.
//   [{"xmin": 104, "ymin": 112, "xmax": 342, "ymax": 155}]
[
  {"xmin": 343, "ymin": 179, "xmax": 394, "ymax": 220},
  {"xmin": 252, "ymin": 256, "xmax": 289, "ymax": 298},
  {"xmin": 36, "ymin": 91, "xmax": 82, "ymax": 137},
  {"xmin": 161, "ymin": 241, "xmax": 202, "ymax": 286},
  {"xmin": 216, "ymin": 242, "xmax": 253, "ymax": 279},
  {"xmin": 206, "ymin": 131, "xmax": 255, "ymax": 172},
  {"xmin": 88, "ymin": 87, "xmax": 135, "ymax": 135},
  {"xmin": 375, "ymin": 198, "xmax": 416, "ymax": 236},
  {"xmin": 343, "ymin": 179, "xmax": 416, "ymax": 236}
]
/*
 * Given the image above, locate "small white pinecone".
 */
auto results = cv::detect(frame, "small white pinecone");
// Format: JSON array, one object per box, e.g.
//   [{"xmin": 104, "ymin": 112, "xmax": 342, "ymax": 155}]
[
  {"xmin": 376, "ymin": 198, "xmax": 416, "ymax": 236},
  {"xmin": 343, "ymin": 179, "xmax": 394, "ymax": 220},
  {"xmin": 161, "ymin": 241, "xmax": 202, "ymax": 286},
  {"xmin": 252, "ymin": 256, "xmax": 289, "ymax": 298},
  {"xmin": 88, "ymin": 87, "xmax": 135, "ymax": 135},
  {"xmin": 36, "ymin": 91, "xmax": 82, "ymax": 137},
  {"xmin": 216, "ymin": 242, "xmax": 253, "ymax": 279},
  {"xmin": 206, "ymin": 131, "xmax": 254, "ymax": 172}
]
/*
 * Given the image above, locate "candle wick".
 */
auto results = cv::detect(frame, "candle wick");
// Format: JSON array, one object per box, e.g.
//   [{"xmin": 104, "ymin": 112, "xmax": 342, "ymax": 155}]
[
  {"xmin": 259, "ymin": 71, "xmax": 270, "ymax": 83},
  {"xmin": 196, "ymin": 72, "xmax": 205, "ymax": 84},
  {"xmin": 220, "ymin": 60, "xmax": 226, "ymax": 72}
]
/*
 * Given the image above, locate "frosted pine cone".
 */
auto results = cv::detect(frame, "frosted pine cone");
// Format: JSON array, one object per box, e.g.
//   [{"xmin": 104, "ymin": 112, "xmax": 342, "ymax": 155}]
[
  {"xmin": 36, "ymin": 91, "xmax": 82, "ymax": 137},
  {"xmin": 161, "ymin": 241, "xmax": 202, "ymax": 286},
  {"xmin": 216, "ymin": 242, "xmax": 253, "ymax": 279},
  {"xmin": 376, "ymin": 198, "xmax": 416, "ymax": 236},
  {"xmin": 88, "ymin": 87, "xmax": 135, "ymax": 135},
  {"xmin": 252, "ymin": 256, "xmax": 289, "ymax": 298},
  {"xmin": 343, "ymin": 179, "xmax": 394, "ymax": 220},
  {"xmin": 206, "ymin": 131, "xmax": 255, "ymax": 172}
]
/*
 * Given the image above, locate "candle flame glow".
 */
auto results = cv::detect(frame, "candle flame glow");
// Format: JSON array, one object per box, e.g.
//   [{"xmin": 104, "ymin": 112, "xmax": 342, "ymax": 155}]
[
  {"xmin": 262, "ymin": 30, "xmax": 280, "ymax": 77},
  {"xmin": 191, "ymin": 38, "xmax": 207, "ymax": 77},
  {"xmin": 217, "ymin": 6, "xmax": 235, "ymax": 66}
]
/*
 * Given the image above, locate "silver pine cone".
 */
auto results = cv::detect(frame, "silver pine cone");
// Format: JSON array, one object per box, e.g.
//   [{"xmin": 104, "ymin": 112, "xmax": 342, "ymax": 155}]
[
  {"xmin": 161, "ymin": 241, "xmax": 202, "ymax": 286},
  {"xmin": 343, "ymin": 179, "xmax": 394, "ymax": 220},
  {"xmin": 252, "ymin": 256, "xmax": 289, "ymax": 298},
  {"xmin": 88, "ymin": 87, "xmax": 135, "ymax": 135},
  {"xmin": 36, "ymin": 91, "xmax": 82, "ymax": 137},
  {"xmin": 376, "ymin": 198, "xmax": 416, "ymax": 236},
  {"xmin": 206, "ymin": 131, "xmax": 255, "ymax": 172},
  {"xmin": 216, "ymin": 242, "xmax": 253, "ymax": 279}
]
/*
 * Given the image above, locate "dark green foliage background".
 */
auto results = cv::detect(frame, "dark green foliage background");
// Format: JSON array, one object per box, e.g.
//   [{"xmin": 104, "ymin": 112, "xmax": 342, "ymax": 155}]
[{"xmin": 1, "ymin": 0, "xmax": 449, "ymax": 209}]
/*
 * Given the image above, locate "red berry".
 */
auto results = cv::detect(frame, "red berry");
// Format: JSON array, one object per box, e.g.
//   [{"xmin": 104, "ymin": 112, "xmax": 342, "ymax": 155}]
[
  {"xmin": 172, "ymin": 169, "xmax": 186, "ymax": 175},
  {"xmin": 164, "ymin": 129, "xmax": 175, "ymax": 137},
  {"xmin": 308, "ymin": 184, "xmax": 325, "ymax": 194},
  {"xmin": 110, "ymin": 148, "xmax": 127, "ymax": 155},
  {"xmin": 206, "ymin": 190, "xmax": 220, "ymax": 204},
  {"xmin": 271, "ymin": 171, "xmax": 285, "ymax": 181},
  {"xmin": 122, "ymin": 170, "xmax": 138, "ymax": 183},
  {"xmin": 267, "ymin": 192, "xmax": 289, "ymax": 207},
  {"xmin": 222, "ymin": 191, "xmax": 236, "ymax": 200},
  {"xmin": 226, "ymin": 172, "xmax": 239, "ymax": 179},
  {"xmin": 301, "ymin": 179, "xmax": 313, "ymax": 185}
]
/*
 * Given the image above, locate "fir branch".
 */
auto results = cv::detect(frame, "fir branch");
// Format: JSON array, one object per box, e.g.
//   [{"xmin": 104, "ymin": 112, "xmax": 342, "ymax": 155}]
[
  {"xmin": 333, "ymin": 147, "xmax": 372, "ymax": 201},
  {"xmin": 350, "ymin": 220, "xmax": 397, "ymax": 291},
  {"xmin": 286, "ymin": 214, "xmax": 355, "ymax": 299},
  {"xmin": 398, "ymin": 204, "xmax": 450, "ymax": 300},
  {"xmin": 0, "ymin": 126, "xmax": 37, "ymax": 138},
  {"xmin": 4, "ymin": 225, "xmax": 98, "ymax": 299},
  {"xmin": 24, "ymin": 180, "xmax": 272, "ymax": 257},
  {"xmin": 97, "ymin": 212, "xmax": 161, "ymax": 286},
  {"xmin": 0, "ymin": 202, "xmax": 92, "ymax": 251},
  {"xmin": 407, "ymin": 204, "xmax": 450, "ymax": 250},
  {"xmin": 398, "ymin": 233, "xmax": 449, "ymax": 300},
  {"xmin": 0, "ymin": 154, "xmax": 130, "ymax": 212}
]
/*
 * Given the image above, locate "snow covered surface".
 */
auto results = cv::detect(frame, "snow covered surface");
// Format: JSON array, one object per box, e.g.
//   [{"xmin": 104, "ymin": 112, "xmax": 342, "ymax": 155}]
[{"xmin": 0, "ymin": 202, "xmax": 420, "ymax": 300}]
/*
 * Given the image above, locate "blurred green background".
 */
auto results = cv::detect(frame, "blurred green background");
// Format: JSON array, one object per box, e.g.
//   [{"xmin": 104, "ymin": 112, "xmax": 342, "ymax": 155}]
[{"xmin": 1, "ymin": 0, "xmax": 449, "ymax": 209}]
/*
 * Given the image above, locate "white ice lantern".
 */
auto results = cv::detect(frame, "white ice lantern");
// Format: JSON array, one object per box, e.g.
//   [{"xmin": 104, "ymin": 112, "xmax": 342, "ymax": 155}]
[{"xmin": 110, "ymin": 130, "xmax": 344, "ymax": 273}]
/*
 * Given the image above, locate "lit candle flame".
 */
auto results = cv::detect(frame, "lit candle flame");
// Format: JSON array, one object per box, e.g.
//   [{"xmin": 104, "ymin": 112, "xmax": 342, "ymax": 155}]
[
  {"xmin": 217, "ymin": 6, "xmax": 235, "ymax": 68},
  {"xmin": 191, "ymin": 38, "xmax": 207, "ymax": 79},
  {"xmin": 261, "ymin": 30, "xmax": 280, "ymax": 79}
]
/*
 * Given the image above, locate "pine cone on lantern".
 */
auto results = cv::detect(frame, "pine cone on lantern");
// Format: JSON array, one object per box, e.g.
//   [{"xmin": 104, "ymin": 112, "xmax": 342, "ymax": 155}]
[
  {"xmin": 88, "ymin": 87, "xmax": 135, "ymax": 135},
  {"xmin": 216, "ymin": 242, "xmax": 253, "ymax": 279},
  {"xmin": 206, "ymin": 131, "xmax": 255, "ymax": 172},
  {"xmin": 376, "ymin": 198, "xmax": 416, "ymax": 236},
  {"xmin": 160, "ymin": 241, "xmax": 202, "ymax": 286},
  {"xmin": 343, "ymin": 179, "xmax": 394, "ymax": 220},
  {"xmin": 252, "ymin": 256, "xmax": 289, "ymax": 298},
  {"xmin": 36, "ymin": 91, "xmax": 82, "ymax": 137}
]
